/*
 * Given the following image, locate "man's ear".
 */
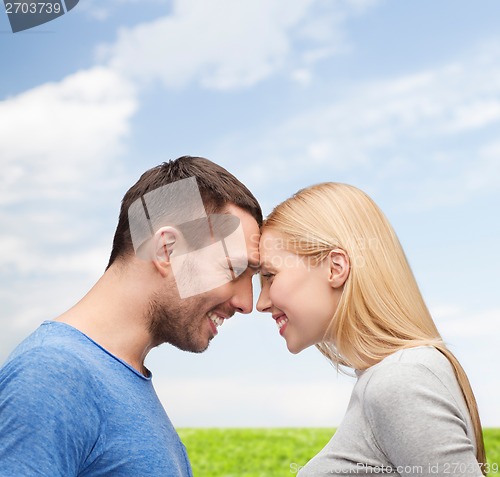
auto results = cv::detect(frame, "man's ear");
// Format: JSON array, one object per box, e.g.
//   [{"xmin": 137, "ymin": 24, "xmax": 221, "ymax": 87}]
[
  {"xmin": 152, "ymin": 226, "xmax": 180, "ymax": 277},
  {"xmin": 328, "ymin": 248, "xmax": 350, "ymax": 288}
]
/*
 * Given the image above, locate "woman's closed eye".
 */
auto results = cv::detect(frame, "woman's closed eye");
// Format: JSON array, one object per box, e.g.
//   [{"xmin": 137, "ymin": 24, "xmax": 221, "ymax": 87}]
[{"xmin": 261, "ymin": 272, "xmax": 275, "ymax": 281}]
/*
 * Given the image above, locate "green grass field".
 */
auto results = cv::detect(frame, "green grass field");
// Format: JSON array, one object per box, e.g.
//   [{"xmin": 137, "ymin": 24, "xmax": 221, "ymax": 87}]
[{"xmin": 178, "ymin": 428, "xmax": 500, "ymax": 477}]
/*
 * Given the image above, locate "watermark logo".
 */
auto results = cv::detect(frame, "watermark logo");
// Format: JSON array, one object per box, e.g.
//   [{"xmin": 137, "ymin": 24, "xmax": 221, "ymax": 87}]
[
  {"xmin": 128, "ymin": 177, "xmax": 248, "ymax": 299},
  {"xmin": 4, "ymin": 0, "xmax": 79, "ymax": 33}
]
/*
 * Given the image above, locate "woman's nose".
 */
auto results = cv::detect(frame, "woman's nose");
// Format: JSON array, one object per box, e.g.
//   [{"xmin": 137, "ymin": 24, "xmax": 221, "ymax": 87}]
[{"xmin": 256, "ymin": 287, "xmax": 271, "ymax": 313}]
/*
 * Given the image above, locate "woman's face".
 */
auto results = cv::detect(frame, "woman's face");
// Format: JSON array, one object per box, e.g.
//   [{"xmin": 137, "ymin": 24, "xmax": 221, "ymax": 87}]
[{"xmin": 257, "ymin": 230, "xmax": 344, "ymax": 354}]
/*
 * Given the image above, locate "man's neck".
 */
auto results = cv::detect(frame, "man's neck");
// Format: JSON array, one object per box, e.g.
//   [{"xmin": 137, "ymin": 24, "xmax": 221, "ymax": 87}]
[{"xmin": 55, "ymin": 265, "xmax": 155, "ymax": 375}]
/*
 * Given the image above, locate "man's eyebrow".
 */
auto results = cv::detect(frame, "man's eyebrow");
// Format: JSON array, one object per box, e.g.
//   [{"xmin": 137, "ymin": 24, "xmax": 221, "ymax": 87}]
[
  {"xmin": 227, "ymin": 256, "xmax": 260, "ymax": 270},
  {"xmin": 259, "ymin": 261, "xmax": 276, "ymax": 272}
]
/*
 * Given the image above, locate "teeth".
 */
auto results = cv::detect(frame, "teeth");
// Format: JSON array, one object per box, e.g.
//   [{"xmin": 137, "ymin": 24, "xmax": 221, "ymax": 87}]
[
  {"xmin": 276, "ymin": 317, "xmax": 288, "ymax": 329},
  {"xmin": 208, "ymin": 312, "xmax": 224, "ymax": 328}
]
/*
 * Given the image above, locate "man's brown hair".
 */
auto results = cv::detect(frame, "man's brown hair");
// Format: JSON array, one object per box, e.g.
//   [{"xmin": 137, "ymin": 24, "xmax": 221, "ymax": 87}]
[{"xmin": 106, "ymin": 156, "xmax": 262, "ymax": 268}]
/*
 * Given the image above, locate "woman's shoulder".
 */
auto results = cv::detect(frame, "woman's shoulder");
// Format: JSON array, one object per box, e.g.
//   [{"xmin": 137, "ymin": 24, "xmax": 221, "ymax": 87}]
[
  {"xmin": 362, "ymin": 345, "xmax": 451, "ymax": 376},
  {"xmin": 358, "ymin": 346, "xmax": 458, "ymax": 402},
  {"xmin": 356, "ymin": 346, "xmax": 476, "ymax": 455}
]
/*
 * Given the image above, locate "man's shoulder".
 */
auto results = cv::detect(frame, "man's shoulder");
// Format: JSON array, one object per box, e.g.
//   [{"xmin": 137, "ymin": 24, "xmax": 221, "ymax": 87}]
[
  {"xmin": 3, "ymin": 343, "xmax": 85, "ymax": 375},
  {"xmin": 1, "ymin": 322, "xmax": 102, "ymax": 388},
  {"xmin": 0, "ymin": 324, "xmax": 108, "ymax": 429},
  {"xmin": 0, "ymin": 325, "xmax": 108, "ymax": 476}
]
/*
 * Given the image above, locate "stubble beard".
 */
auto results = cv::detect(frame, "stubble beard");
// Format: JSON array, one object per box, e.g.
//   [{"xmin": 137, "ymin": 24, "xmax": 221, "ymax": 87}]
[{"xmin": 147, "ymin": 290, "xmax": 213, "ymax": 353}]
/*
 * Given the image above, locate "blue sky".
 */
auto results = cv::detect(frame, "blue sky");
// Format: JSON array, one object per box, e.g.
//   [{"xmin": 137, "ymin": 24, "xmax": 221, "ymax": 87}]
[{"xmin": 1, "ymin": 0, "xmax": 499, "ymax": 427}]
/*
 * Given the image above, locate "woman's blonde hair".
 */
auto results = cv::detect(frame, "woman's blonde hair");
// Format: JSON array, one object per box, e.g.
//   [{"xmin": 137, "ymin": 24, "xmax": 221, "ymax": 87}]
[{"xmin": 263, "ymin": 182, "xmax": 486, "ymax": 472}]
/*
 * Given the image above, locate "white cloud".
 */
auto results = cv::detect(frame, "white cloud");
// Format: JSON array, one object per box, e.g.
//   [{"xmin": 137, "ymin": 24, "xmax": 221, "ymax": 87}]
[
  {"xmin": 100, "ymin": 0, "xmax": 380, "ymax": 91},
  {"xmin": 0, "ymin": 65, "xmax": 137, "ymax": 266},
  {"xmin": 0, "ymin": 66, "xmax": 137, "ymax": 204},
  {"xmin": 0, "ymin": 66, "xmax": 138, "ymax": 363},
  {"xmin": 0, "ymin": 272, "xmax": 99, "ymax": 363},
  {"xmin": 154, "ymin": 377, "xmax": 354, "ymax": 427},
  {"xmin": 442, "ymin": 99, "xmax": 500, "ymax": 133},
  {"xmin": 0, "ymin": 65, "xmax": 137, "ymax": 274},
  {"xmin": 429, "ymin": 304, "xmax": 500, "ymax": 426},
  {"xmin": 211, "ymin": 40, "xmax": 500, "ymax": 210},
  {"xmin": 433, "ymin": 306, "xmax": 500, "ymax": 341},
  {"xmin": 78, "ymin": 0, "xmax": 169, "ymax": 22},
  {"xmin": 291, "ymin": 68, "xmax": 313, "ymax": 86}
]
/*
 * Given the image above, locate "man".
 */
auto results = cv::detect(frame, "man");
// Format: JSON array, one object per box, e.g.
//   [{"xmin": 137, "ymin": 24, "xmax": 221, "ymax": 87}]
[{"xmin": 0, "ymin": 156, "xmax": 262, "ymax": 476}]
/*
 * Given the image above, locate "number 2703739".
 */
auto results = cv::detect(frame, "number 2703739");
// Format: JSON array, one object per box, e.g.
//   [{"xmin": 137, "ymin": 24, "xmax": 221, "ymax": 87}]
[{"xmin": 5, "ymin": 3, "xmax": 62, "ymax": 14}]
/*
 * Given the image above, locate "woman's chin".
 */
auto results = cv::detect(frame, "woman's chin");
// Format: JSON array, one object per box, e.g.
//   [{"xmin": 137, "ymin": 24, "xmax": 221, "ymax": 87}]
[{"xmin": 286, "ymin": 340, "xmax": 306, "ymax": 355}]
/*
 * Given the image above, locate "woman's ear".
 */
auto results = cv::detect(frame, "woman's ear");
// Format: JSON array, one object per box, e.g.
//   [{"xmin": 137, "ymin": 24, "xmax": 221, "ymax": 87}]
[
  {"xmin": 328, "ymin": 248, "xmax": 350, "ymax": 288},
  {"xmin": 152, "ymin": 226, "xmax": 180, "ymax": 277}
]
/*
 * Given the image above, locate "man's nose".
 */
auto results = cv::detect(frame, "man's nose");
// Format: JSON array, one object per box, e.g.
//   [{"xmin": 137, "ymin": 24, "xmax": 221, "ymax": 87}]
[{"xmin": 230, "ymin": 277, "xmax": 254, "ymax": 314}]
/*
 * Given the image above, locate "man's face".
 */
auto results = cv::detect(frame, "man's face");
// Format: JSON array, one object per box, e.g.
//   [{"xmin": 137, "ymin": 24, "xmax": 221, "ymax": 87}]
[{"xmin": 147, "ymin": 204, "xmax": 260, "ymax": 352}]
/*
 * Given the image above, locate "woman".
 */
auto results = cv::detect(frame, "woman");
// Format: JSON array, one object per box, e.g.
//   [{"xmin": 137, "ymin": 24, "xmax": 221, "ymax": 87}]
[{"xmin": 257, "ymin": 183, "xmax": 487, "ymax": 476}]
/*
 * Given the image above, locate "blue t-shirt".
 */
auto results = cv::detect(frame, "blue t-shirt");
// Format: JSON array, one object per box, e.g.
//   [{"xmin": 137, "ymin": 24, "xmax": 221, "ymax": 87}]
[{"xmin": 0, "ymin": 321, "xmax": 193, "ymax": 477}]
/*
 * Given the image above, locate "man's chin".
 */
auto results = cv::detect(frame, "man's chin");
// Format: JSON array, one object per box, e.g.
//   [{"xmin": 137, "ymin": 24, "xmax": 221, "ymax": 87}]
[{"xmin": 173, "ymin": 339, "xmax": 210, "ymax": 354}]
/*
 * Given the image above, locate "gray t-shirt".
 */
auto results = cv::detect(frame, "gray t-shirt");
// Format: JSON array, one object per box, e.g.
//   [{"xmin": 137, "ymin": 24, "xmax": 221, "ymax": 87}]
[{"xmin": 298, "ymin": 346, "xmax": 482, "ymax": 476}]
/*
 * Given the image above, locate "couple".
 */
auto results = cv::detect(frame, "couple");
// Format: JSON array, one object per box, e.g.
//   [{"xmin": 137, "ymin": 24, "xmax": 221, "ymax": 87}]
[{"xmin": 0, "ymin": 156, "xmax": 486, "ymax": 476}]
